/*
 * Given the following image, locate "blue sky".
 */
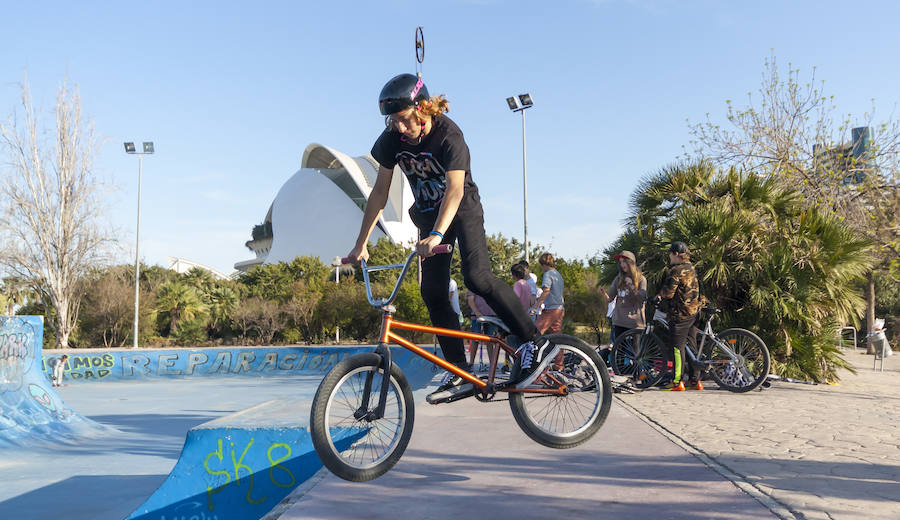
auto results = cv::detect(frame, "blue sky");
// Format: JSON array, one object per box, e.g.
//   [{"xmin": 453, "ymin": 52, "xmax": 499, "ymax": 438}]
[{"xmin": 2, "ymin": 0, "xmax": 899, "ymax": 274}]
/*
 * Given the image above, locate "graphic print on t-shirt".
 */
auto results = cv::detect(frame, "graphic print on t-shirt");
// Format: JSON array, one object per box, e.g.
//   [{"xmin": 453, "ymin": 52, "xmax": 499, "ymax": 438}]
[{"xmin": 396, "ymin": 151, "xmax": 447, "ymax": 213}]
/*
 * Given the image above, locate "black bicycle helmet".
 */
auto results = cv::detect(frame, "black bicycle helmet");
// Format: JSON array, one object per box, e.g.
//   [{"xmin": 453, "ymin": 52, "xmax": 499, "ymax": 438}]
[{"xmin": 379, "ymin": 73, "xmax": 429, "ymax": 115}]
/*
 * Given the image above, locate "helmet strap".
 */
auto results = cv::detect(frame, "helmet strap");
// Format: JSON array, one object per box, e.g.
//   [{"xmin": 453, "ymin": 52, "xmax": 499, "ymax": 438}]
[{"xmin": 400, "ymin": 116, "xmax": 428, "ymax": 144}]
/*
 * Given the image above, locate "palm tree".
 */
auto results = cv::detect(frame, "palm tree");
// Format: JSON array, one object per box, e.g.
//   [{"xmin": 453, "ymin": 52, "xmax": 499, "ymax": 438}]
[
  {"xmin": 616, "ymin": 161, "xmax": 873, "ymax": 380},
  {"xmin": 206, "ymin": 285, "xmax": 238, "ymax": 331},
  {"xmin": 153, "ymin": 281, "xmax": 207, "ymax": 336}
]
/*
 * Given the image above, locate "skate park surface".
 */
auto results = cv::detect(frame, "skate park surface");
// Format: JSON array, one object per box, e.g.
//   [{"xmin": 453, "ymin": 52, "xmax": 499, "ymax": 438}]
[
  {"xmin": 1, "ymin": 371, "xmax": 777, "ymax": 520},
  {"xmin": 1, "ymin": 316, "xmax": 778, "ymax": 520}
]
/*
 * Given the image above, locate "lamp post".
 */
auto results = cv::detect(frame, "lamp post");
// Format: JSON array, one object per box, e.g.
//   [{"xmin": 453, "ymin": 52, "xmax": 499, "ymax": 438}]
[
  {"xmin": 505, "ymin": 94, "xmax": 534, "ymax": 262},
  {"xmin": 124, "ymin": 141, "xmax": 154, "ymax": 348},
  {"xmin": 331, "ymin": 256, "xmax": 342, "ymax": 344}
]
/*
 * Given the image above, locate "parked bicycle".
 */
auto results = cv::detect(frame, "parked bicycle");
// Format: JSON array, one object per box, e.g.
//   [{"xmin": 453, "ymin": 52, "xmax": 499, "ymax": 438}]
[
  {"xmin": 310, "ymin": 246, "xmax": 612, "ymax": 482},
  {"xmin": 609, "ymin": 305, "xmax": 771, "ymax": 393}
]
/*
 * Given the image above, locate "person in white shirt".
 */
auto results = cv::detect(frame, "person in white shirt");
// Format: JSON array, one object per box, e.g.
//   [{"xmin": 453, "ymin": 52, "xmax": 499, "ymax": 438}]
[
  {"xmin": 448, "ymin": 279, "xmax": 462, "ymax": 325},
  {"xmin": 50, "ymin": 355, "xmax": 68, "ymax": 387}
]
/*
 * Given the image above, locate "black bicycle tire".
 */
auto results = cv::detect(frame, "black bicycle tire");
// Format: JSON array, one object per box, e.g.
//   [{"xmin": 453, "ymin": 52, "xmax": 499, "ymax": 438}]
[
  {"xmin": 708, "ymin": 328, "xmax": 771, "ymax": 393},
  {"xmin": 611, "ymin": 329, "xmax": 667, "ymax": 388},
  {"xmin": 310, "ymin": 353, "xmax": 415, "ymax": 481},
  {"xmin": 508, "ymin": 334, "xmax": 612, "ymax": 449}
]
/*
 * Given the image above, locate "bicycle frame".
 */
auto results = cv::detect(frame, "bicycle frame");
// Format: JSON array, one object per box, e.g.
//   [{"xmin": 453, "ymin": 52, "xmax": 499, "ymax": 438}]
[
  {"xmin": 648, "ymin": 308, "xmax": 740, "ymax": 367},
  {"xmin": 352, "ymin": 250, "xmax": 566, "ymax": 419}
]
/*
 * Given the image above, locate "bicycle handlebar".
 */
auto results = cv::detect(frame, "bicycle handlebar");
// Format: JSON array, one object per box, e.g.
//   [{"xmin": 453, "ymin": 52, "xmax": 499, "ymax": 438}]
[
  {"xmin": 348, "ymin": 245, "xmax": 454, "ymax": 308},
  {"xmin": 340, "ymin": 244, "xmax": 452, "ymax": 265}
]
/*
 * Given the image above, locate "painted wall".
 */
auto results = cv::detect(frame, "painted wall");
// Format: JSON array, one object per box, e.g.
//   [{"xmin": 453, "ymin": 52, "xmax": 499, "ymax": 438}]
[
  {"xmin": 42, "ymin": 346, "xmax": 437, "ymax": 388},
  {"xmin": 0, "ymin": 316, "xmax": 107, "ymax": 448}
]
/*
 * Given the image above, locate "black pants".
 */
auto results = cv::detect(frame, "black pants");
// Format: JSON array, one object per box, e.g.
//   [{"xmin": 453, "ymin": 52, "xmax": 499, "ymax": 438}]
[
  {"xmin": 611, "ymin": 325, "xmax": 632, "ymax": 344},
  {"xmin": 419, "ymin": 209, "xmax": 538, "ymax": 366},
  {"xmin": 664, "ymin": 315, "xmax": 699, "ymax": 383}
]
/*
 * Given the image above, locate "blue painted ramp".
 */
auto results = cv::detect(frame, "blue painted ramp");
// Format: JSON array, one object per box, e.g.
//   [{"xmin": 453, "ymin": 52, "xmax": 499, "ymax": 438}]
[
  {"xmin": 125, "ymin": 399, "xmax": 362, "ymax": 520},
  {"xmin": 0, "ymin": 316, "xmax": 108, "ymax": 448},
  {"xmin": 127, "ymin": 349, "xmax": 435, "ymax": 520}
]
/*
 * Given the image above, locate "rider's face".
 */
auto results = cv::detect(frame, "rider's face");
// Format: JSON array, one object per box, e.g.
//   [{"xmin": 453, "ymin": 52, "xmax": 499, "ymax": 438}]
[
  {"xmin": 389, "ymin": 108, "xmax": 422, "ymax": 139},
  {"xmin": 618, "ymin": 258, "xmax": 628, "ymax": 272}
]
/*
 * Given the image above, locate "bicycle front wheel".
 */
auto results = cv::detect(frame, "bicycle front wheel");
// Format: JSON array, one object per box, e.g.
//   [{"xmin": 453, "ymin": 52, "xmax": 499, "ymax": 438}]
[
  {"xmin": 310, "ymin": 353, "xmax": 414, "ymax": 481},
  {"xmin": 708, "ymin": 328, "xmax": 771, "ymax": 393},
  {"xmin": 611, "ymin": 329, "xmax": 666, "ymax": 389},
  {"xmin": 509, "ymin": 335, "xmax": 612, "ymax": 449}
]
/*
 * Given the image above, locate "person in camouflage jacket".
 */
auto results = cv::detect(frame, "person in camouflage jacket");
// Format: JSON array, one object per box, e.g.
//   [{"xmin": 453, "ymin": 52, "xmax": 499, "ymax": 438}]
[{"xmin": 655, "ymin": 242, "xmax": 703, "ymax": 390}]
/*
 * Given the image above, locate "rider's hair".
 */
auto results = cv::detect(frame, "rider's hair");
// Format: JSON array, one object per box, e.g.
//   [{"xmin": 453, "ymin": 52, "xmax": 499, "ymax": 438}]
[
  {"xmin": 511, "ymin": 263, "xmax": 527, "ymax": 280},
  {"xmin": 538, "ymin": 253, "xmax": 555, "ymax": 268},
  {"xmin": 616, "ymin": 256, "xmax": 644, "ymax": 292},
  {"xmin": 416, "ymin": 95, "xmax": 450, "ymax": 117}
]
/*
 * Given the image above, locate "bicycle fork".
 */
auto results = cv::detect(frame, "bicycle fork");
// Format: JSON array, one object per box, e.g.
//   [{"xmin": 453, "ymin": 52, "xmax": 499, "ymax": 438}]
[{"xmin": 355, "ymin": 343, "xmax": 393, "ymax": 422}]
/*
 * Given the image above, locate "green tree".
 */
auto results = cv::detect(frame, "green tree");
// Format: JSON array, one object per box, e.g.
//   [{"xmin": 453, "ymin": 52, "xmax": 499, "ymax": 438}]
[
  {"xmin": 688, "ymin": 54, "xmax": 900, "ymax": 340},
  {"xmin": 206, "ymin": 284, "xmax": 239, "ymax": 333},
  {"xmin": 614, "ymin": 161, "xmax": 872, "ymax": 381},
  {"xmin": 153, "ymin": 281, "xmax": 207, "ymax": 337}
]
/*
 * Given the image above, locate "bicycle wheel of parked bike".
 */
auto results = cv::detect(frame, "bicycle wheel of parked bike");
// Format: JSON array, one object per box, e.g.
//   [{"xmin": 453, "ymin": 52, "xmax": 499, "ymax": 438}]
[
  {"xmin": 708, "ymin": 328, "xmax": 771, "ymax": 393},
  {"xmin": 509, "ymin": 335, "xmax": 612, "ymax": 449},
  {"xmin": 611, "ymin": 329, "xmax": 666, "ymax": 389},
  {"xmin": 310, "ymin": 353, "xmax": 414, "ymax": 481}
]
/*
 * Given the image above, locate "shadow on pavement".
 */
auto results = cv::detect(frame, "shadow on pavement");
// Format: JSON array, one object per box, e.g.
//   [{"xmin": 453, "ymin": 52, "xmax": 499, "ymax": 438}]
[{"xmin": 0, "ymin": 475, "xmax": 167, "ymax": 520}]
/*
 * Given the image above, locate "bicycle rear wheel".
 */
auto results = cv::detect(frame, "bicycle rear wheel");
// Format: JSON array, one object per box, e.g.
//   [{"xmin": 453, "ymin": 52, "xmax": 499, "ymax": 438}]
[
  {"xmin": 611, "ymin": 329, "xmax": 666, "ymax": 389},
  {"xmin": 509, "ymin": 335, "xmax": 612, "ymax": 449},
  {"xmin": 310, "ymin": 353, "xmax": 414, "ymax": 481},
  {"xmin": 708, "ymin": 328, "xmax": 771, "ymax": 393}
]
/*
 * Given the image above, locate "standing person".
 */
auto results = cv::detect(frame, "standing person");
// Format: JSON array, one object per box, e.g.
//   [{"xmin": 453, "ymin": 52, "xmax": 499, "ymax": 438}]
[
  {"xmin": 654, "ymin": 242, "xmax": 703, "ymax": 391},
  {"xmin": 511, "ymin": 263, "xmax": 534, "ymax": 313},
  {"xmin": 49, "ymin": 355, "xmax": 68, "ymax": 388},
  {"xmin": 347, "ymin": 74, "xmax": 551, "ymax": 404},
  {"xmin": 467, "ymin": 291, "xmax": 497, "ymax": 337},
  {"xmin": 532, "ymin": 253, "xmax": 565, "ymax": 334},
  {"xmin": 448, "ymin": 278, "xmax": 463, "ymax": 326},
  {"xmin": 519, "ymin": 261, "xmax": 541, "ymax": 319},
  {"xmin": 599, "ymin": 251, "xmax": 647, "ymax": 340}
]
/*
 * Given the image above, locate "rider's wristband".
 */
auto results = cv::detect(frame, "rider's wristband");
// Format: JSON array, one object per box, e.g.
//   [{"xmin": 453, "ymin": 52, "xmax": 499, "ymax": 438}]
[{"xmin": 429, "ymin": 230, "xmax": 444, "ymax": 240}]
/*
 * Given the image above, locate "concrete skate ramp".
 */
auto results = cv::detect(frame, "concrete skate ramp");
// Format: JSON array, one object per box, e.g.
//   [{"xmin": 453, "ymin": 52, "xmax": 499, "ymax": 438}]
[
  {"xmin": 0, "ymin": 316, "xmax": 107, "ymax": 448},
  {"xmin": 127, "ymin": 348, "xmax": 434, "ymax": 520}
]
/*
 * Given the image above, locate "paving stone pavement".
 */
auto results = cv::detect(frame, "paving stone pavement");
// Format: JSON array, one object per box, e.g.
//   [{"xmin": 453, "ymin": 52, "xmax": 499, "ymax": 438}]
[{"xmin": 616, "ymin": 351, "xmax": 900, "ymax": 520}]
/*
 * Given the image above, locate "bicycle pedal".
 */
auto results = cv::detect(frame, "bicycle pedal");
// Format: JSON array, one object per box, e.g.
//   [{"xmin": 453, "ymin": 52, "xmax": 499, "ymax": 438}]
[{"xmin": 426, "ymin": 384, "xmax": 476, "ymax": 405}]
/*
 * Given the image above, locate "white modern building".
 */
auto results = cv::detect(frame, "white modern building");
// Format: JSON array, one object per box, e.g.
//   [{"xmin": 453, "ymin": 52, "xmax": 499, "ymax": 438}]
[
  {"xmin": 166, "ymin": 257, "xmax": 232, "ymax": 280},
  {"xmin": 234, "ymin": 143, "xmax": 417, "ymax": 272}
]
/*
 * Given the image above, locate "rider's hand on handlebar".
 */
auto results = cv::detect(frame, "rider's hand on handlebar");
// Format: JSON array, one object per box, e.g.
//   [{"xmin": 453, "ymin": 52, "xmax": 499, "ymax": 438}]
[
  {"xmin": 347, "ymin": 243, "xmax": 369, "ymax": 264},
  {"xmin": 415, "ymin": 234, "xmax": 442, "ymax": 258},
  {"xmin": 652, "ymin": 295, "xmax": 662, "ymax": 305}
]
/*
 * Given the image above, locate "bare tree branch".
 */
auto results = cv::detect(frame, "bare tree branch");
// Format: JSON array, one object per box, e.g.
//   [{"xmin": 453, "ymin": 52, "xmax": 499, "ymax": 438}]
[{"xmin": 0, "ymin": 76, "xmax": 116, "ymax": 347}]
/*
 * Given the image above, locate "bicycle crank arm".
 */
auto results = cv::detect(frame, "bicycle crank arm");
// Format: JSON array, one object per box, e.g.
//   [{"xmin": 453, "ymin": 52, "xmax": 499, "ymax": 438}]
[{"xmin": 514, "ymin": 346, "xmax": 561, "ymax": 390}]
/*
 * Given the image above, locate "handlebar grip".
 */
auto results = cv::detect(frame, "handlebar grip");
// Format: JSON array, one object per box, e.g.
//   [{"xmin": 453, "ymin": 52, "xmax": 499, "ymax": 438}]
[{"xmin": 433, "ymin": 244, "xmax": 453, "ymax": 254}]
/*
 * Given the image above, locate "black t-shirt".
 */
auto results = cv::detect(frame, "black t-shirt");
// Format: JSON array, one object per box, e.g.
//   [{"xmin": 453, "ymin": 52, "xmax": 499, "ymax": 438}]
[{"xmin": 371, "ymin": 115, "xmax": 479, "ymax": 226}]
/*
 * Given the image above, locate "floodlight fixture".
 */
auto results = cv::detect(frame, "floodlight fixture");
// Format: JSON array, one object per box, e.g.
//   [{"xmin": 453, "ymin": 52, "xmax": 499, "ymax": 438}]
[
  {"xmin": 506, "ymin": 96, "xmax": 521, "ymax": 111},
  {"xmin": 142, "ymin": 142, "xmax": 155, "ymax": 154},
  {"xmin": 518, "ymin": 93, "xmax": 534, "ymax": 107},
  {"xmin": 124, "ymin": 142, "xmax": 136, "ymax": 153}
]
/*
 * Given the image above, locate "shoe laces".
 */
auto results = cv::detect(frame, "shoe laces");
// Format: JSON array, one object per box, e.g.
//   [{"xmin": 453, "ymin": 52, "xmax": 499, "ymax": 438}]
[
  {"xmin": 516, "ymin": 341, "xmax": 536, "ymax": 370},
  {"xmin": 440, "ymin": 370, "xmax": 457, "ymax": 386}
]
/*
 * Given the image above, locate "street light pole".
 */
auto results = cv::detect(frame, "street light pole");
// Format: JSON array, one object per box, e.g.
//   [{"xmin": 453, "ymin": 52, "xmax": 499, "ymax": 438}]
[
  {"xmin": 506, "ymin": 94, "xmax": 534, "ymax": 263},
  {"xmin": 134, "ymin": 153, "xmax": 143, "ymax": 349},
  {"xmin": 124, "ymin": 141, "xmax": 154, "ymax": 349},
  {"xmin": 520, "ymin": 108, "xmax": 529, "ymax": 263},
  {"xmin": 332, "ymin": 256, "xmax": 341, "ymax": 344}
]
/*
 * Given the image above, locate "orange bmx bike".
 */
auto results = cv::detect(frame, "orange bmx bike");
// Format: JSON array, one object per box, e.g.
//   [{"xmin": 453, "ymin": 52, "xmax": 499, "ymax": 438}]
[{"xmin": 310, "ymin": 246, "xmax": 612, "ymax": 482}]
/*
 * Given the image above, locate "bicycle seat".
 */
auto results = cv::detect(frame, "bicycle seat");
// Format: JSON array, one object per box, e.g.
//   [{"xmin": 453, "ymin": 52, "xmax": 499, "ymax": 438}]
[
  {"xmin": 701, "ymin": 307, "xmax": 721, "ymax": 315},
  {"xmin": 476, "ymin": 316, "xmax": 510, "ymax": 334}
]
